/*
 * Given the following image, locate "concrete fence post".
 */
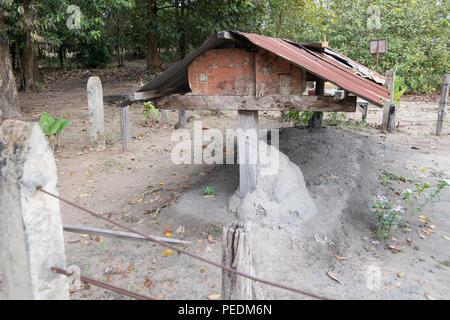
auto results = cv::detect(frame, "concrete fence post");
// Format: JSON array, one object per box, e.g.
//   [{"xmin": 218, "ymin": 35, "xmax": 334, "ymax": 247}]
[
  {"xmin": 161, "ymin": 110, "xmax": 169, "ymax": 123},
  {"xmin": 0, "ymin": 120, "xmax": 69, "ymax": 300},
  {"xmin": 87, "ymin": 76, "xmax": 105, "ymax": 148}
]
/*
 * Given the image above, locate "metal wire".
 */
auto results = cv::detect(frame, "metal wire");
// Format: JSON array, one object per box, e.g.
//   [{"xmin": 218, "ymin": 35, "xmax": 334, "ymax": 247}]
[
  {"xmin": 39, "ymin": 186, "xmax": 331, "ymax": 300},
  {"xmin": 51, "ymin": 267, "xmax": 154, "ymax": 300}
]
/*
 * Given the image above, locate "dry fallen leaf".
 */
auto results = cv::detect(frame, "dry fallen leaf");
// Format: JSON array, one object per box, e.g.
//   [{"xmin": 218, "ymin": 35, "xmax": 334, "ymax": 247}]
[
  {"xmin": 425, "ymin": 293, "xmax": 435, "ymax": 300},
  {"xmin": 418, "ymin": 215, "xmax": 427, "ymax": 222},
  {"xmin": 327, "ymin": 271, "xmax": 342, "ymax": 284},
  {"xmin": 406, "ymin": 237, "xmax": 412, "ymax": 242},
  {"xmin": 127, "ymin": 263, "xmax": 135, "ymax": 271},
  {"xmin": 162, "ymin": 249, "xmax": 172, "ymax": 257},
  {"xmin": 205, "ymin": 245, "xmax": 212, "ymax": 253},
  {"xmin": 144, "ymin": 276, "xmax": 152, "ymax": 288},
  {"xmin": 418, "ymin": 280, "xmax": 424, "ymax": 286},
  {"xmin": 336, "ymin": 255, "xmax": 348, "ymax": 260},
  {"xmin": 207, "ymin": 234, "xmax": 216, "ymax": 243},
  {"xmin": 442, "ymin": 235, "xmax": 450, "ymax": 241},
  {"xmin": 200, "ymin": 269, "xmax": 206, "ymax": 273},
  {"xmin": 176, "ymin": 225, "xmax": 185, "ymax": 233},
  {"xmin": 418, "ymin": 234, "xmax": 425, "ymax": 239},
  {"xmin": 397, "ymin": 272, "xmax": 405, "ymax": 278},
  {"xmin": 391, "ymin": 281, "xmax": 401, "ymax": 287},
  {"xmin": 207, "ymin": 294, "xmax": 220, "ymax": 300},
  {"xmin": 164, "ymin": 232, "xmax": 172, "ymax": 238},
  {"xmin": 155, "ymin": 293, "xmax": 164, "ymax": 300},
  {"xmin": 107, "ymin": 275, "xmax": 114, "ymax": 282}
]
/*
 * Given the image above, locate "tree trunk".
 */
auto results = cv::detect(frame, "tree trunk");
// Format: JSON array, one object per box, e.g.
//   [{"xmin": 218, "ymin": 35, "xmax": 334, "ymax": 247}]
[
  {"xmin": 21, "ymin": 28, "xmax": 38, "ymax": 92},
  {"xmin": 59, "ymin": 45, "xmax": 64, "ymax": 67},
  {"xmin": 146, "ymin": 0, "xmax": 159, "ymax": 70},
  {"xmin": 0, "ymin": 15, "xmax": 20, "ymax": 118},
  {"xmin": 116, "ymin": 14, "xmax": 123, "ymax": 67},
  {"xmin": 177, "ymin": 1, "xmax": 187, "ymax": 60}
]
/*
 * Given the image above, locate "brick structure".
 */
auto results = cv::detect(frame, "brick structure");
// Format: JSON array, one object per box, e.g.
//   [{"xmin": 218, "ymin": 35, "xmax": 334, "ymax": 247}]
[{"xmin": 188, "ymin": 48, "xmax": 306, "ymax": 96}]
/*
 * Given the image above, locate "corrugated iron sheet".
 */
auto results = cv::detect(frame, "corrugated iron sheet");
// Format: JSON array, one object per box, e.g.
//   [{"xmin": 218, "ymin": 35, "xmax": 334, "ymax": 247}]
[
  {"xmin": 136, "ymin": 31, "xmax": 390, "ymax": 107},
  {"xmin": 233, "ymin": 31, "xmax": 390, "ymax": 106}
]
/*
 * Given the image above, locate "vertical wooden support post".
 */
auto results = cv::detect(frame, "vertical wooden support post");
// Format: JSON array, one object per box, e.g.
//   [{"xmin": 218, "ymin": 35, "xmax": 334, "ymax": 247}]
[
  {"xmin": 436, "ymin": 74, "xmax": 450, "ymax": 136},
  {"xmin": 309, "ymin": 79, "xmax": 324, "ymax": 128},
  {"xmin": 87, "ymin": 77, "xmax": 105, "ymax": 147},
  {"xmin": 120, "ymin": 106, "xmax": 131, "ymax": 152},
  {"xmin": 361, "ymin": 103, "xmax": 368, "ymax": 120},
  {"xmin": 222, "ymin": 222, "xmax": 252, "ymax": 300},
  {"xmin": 0, "ymin": 120, "xmax": 69, "ymax": 299},
  {"xmin": 177, "ymin": 110, "xmax": 186, "ymax": 128},
  {"xmin": 161, "ymin": 110, "xmax": 169, "ymax": 123},
  {"xmin": 382, "ymin": 70, "xmax": 396, "ymax": 131},
  {"xmin": 238, "ymin": 110, "xmax": 259, "ymax": 197}
]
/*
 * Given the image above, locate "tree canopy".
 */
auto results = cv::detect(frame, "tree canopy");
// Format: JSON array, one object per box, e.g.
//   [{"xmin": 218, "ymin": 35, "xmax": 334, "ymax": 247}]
[{"xmin": 0, "ymin": 0, "xmax": 448, "ymax": 94}]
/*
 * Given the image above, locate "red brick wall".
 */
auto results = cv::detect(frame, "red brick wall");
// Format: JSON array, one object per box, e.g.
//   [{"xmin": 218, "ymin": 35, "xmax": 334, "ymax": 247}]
[
  {"xmin": 188, "ymin": 49, "xmax": 254, "ymax": 95},
  {"xmin": 188, "ymin": 48, "xmax": 305, "ymax": 96},
  {"xmin": 255, "ymin": 49, "xmax": 305, "ymax": 97}
]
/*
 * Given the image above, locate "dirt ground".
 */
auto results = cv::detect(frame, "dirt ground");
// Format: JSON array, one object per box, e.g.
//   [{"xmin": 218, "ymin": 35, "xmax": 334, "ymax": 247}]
[{"xmin": 0, "ymin": 62, "xmax": 449, "ymax": 300}]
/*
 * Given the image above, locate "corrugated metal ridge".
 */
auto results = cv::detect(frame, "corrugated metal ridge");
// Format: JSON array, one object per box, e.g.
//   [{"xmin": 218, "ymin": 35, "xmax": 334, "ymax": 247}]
[{"xmin": 231, "ymin": 31, "xmax": 390, "ymax": 106}]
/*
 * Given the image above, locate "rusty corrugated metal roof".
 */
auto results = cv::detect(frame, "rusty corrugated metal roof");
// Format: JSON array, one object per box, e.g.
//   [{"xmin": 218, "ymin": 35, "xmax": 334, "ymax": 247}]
[
  {"xmin": 233, "ymin": 31, "xmax": 390, "ymax": 106},
  {"xmin": 136, "ymin": 31, "xmax": 390, "ymax": 107}
]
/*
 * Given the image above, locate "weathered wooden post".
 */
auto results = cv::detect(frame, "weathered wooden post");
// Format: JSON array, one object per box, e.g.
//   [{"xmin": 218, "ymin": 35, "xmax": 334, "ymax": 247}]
[
  {"xmin": 0, "ymin": 120, "xmax": 69, "ymax": 299},
  {"xmin": 436, "ymin": 74, "xmax": 450, "ymax": 136},
  {"xmin": 382, "ymin": 70, "xmax": 396, "ymax": 131},
  {"xmin": 177, "ymin": 110, "xmax": 186, "ymax": 129},
  {"xmin": 238, "ymin": 110, "xmax": 259, "ymax": 197},
  {"xmin": 87, "ymin": 77, "xmax": 105, "ymax": 148},
  {"xmin": 161, "ymin": 110, "xmax": 169, "ymax": 123},
  {"xmin": 222, "ymin": 222, "xmax": 252, "ymax": 300},
  {"xmin": 309, "ymin": 79, "xmax": 325, "ymax": 128},
  {"xmin": 120, "ymin": 106, "xmax": 131, "ymax": 152}
]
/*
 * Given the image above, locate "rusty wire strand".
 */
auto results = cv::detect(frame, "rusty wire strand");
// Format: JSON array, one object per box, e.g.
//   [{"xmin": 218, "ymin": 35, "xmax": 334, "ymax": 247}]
[
  {"xmin": 51, "ymin": 267, "xmax": 154, "ymax": 300},
  {"xmin": 38, "ymin": 186, "xmax": 331, "ymax": 300}
]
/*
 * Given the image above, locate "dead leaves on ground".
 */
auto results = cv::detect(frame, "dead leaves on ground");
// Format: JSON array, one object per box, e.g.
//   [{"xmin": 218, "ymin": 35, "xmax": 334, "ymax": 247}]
[{"xmin": 327, "ymin": 271, "xmax": 342, "ymax": 284}]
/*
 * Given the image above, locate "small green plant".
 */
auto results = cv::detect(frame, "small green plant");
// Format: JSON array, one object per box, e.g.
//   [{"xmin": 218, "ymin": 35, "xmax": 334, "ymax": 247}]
[
  {"xmin": 39, "ymin": 113, "xmax": 70, "ymax": 150},
  {"xmin": 325, "ymin": 112, "xmax": 348, "ymax": 126},
  {"xmin": 203, "ymin": 186, "xmax": 216, "ymax": 195},
  {"xmin": 393, "ymin": 69, "xmax": 407, "ymax": 109},
  {"xmin": 207, "ymin": 223, "xmax": 223, "ymax": 237},
  {"xmin": 282, "ymin": 111, "xmax": 314, "ymax": 126},
  {"xmin": 371, "ymin": 196, "xmax": 405, "ymax": 239},
  {"xmin": 380, "ymin": 169, "xmax": 411, "ymax": 185},
  {"xmin": 402, "ymin": 180, "xmax": 449, "ymax": 215},
  {"xmin": 143, "ymin": 101, "xmax": 160, "ymax": 126}
]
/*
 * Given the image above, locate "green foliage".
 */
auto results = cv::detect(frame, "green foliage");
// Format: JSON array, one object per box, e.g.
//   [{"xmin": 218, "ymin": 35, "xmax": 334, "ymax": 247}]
[
  {"xmin": 203, "ymin": 186, "xmax": 216, "ymax": 196},
  {"xmin": 206, "ymin": 223, "xmax": 223, "ymax": 237},
  {"xmin": 402, "ymin": 180, "xmax": 449, "ymax": 215},
  {"xmin": 39, "ymin": 112, "xmax": 70, "ymax": 149},
  {"xmin": 325, "ymin": 112, "xmax": 348, "ymax": 126},
  {"xmin": 74, "ymin": 40, "xmax": 111, "ymax": 68},
  {"xmin": 142, "ymin": 101, "xmax": 160, "ymax": 125},
  {"xmin": 371, "ymin": 196, "xmax": 404, "ymax": 239},
  {"xmin": 282, "ymin": 111, "xmax": 314, "ymax": 126}
]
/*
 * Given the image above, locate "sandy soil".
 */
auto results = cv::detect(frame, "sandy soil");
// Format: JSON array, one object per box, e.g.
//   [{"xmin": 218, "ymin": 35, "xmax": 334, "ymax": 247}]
[{"xmin": 0, "ymin": 62, "xmax": 449, "ymax": 300}]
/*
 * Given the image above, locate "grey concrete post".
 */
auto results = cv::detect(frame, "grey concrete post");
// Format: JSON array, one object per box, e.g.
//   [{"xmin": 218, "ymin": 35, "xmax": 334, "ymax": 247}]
[
  {"xmin": 0, "ymin": 120, "xmax": 69, "ymax": 300},
  {"xmin": 87, "ymin": 76, "xmax": 105, "ymax": 147}
]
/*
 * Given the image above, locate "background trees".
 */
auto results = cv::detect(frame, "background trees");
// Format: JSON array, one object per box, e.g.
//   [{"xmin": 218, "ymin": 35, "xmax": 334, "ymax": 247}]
[{"xmin": 0, "ymin": 0, "xmax": 448, "ymax": 117}]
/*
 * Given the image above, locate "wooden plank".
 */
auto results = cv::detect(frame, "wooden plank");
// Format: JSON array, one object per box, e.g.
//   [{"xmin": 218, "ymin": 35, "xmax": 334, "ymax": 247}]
[
  {"xmin": 382, "ymin": 70, "xmax": 395, "ymax": 130},
  {"xmin": 222, "ymin": 222, "xmax": 252, "ymax": 300},
  {"xmin": 63, "ymin": 225, "xmax": 191, "ymax": 245},
  {"xmin": 120, "ymin": 106, "xmax": 131, "ymax": 152},
  {"xmin": 155, "ymin": 94, "xmax": 356, "ymax": 112},
  {"xmin": 436, "ymin": 74, "xmax": 450, "ymax": 136},
  {"xmin": 238, "ymin": 110, "xmax": 258, "ymax": 197}
]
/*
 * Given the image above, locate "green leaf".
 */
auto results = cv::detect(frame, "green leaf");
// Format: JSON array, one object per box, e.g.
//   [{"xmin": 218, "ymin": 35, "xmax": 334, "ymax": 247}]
[
  {"xmin": 40, "ymin": 113, "xmax": 54, "ymax": 132},
  {"xmin": 56, "ymin": 119, "xmax": 70, "ymax": 135}
]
